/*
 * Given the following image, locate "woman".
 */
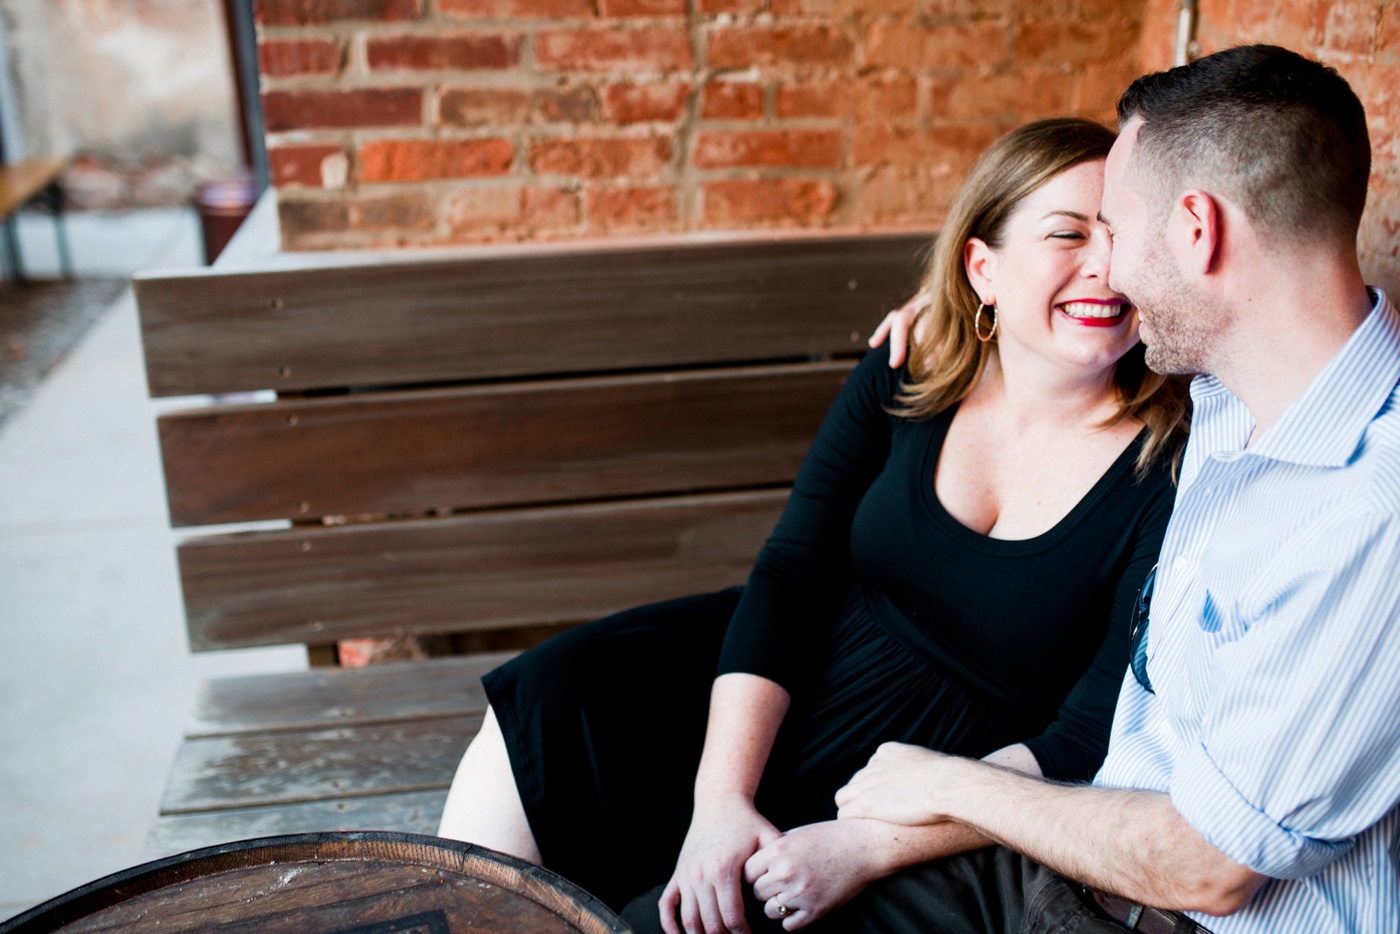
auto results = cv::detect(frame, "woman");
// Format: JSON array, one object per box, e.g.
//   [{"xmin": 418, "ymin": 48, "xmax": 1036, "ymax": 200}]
[{"xmin": 436, "ymin": 118, "xmax": 1190, "ymax": 933}]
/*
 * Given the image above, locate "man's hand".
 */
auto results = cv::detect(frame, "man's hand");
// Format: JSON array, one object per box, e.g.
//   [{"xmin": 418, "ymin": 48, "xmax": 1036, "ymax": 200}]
[
  {"xmin": 868, "ymin": 291, "xmax": 930, "ymax": 368},
  {"xmin": 834, "ymin": 742, "xmax": 956, "ymax": 826},
  {"xmin": 744, "ymin": 820, "xmax": 896, "ymax": 930},
  {"xmin": 659, "ymin": 794, "xmax": 781, "ymax": 934}
]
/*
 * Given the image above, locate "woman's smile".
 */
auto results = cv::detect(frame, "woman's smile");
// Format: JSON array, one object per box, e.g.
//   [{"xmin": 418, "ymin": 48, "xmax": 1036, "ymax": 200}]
[{"xmin": 1057, "ymin": 298, "xmax": 1133, "ymax": 328}]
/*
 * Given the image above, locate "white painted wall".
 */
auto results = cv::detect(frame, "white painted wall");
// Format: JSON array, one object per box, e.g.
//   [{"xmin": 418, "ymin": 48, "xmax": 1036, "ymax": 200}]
[{"xmin": 0, "ymin": 0, "xmax": 240, "ymax": 167}]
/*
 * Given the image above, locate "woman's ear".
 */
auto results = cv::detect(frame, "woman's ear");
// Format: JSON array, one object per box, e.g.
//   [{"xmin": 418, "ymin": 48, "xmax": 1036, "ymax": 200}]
[{"xmin": 964, "ymin": 237, "xmax": 996, "ymax": 305}]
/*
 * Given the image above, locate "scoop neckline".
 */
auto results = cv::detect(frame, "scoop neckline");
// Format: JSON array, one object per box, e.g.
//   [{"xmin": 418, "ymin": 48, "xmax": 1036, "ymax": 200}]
[{"xmin": 917, "ymin": 405, "xmax": 1148, "ymax": 556}]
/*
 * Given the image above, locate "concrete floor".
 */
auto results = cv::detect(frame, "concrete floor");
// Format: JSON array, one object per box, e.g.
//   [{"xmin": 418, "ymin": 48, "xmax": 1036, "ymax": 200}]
[{"xmin": 0, "ymin": 209, "xmax": 304, "ymax": 919}]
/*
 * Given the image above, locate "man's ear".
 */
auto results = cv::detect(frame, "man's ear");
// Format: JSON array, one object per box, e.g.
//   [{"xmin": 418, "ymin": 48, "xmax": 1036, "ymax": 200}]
[
  {"xmin": 1175, "ymin": 189, "xmax": 1221, "ymax": 275},
  {"xmin": 964, "ymin": 237, "xmax": 996, "ymax": 303}
]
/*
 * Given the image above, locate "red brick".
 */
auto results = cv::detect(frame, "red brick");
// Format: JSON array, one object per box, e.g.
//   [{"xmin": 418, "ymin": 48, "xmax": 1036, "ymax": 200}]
[
  {"xmin": 279, "ymin": 197, "xmax": 350, "ymax": 236},
  {"xmin": 771, "ymin": 0, "xmax": 914, "ymax": 13},
  {"xmin": 1344, "ymin": 63, "xmax": 1400, "ymax": 128},
  {"xmin": 1072, "ymin": 60, "xmax": 1140, "ymax": 120},
  {"xmin": 441, "ymin": 85, "xmax": 598, "ymax": 127},
  {"xmin": 349, "ymin": 192, "xmax": 435, "ymax": 231},
  {"xmin": 853, "ymin": 122, "xmax": 998, "ymax": 169},
  {"xmin": 1372, "ymin": 128, "xmax": 1400, "ymax": 188},
  {"xmin": 445, "ymin": 187, "xmax": 519, "ymax": 229},
  {"xmin": 538, "ymin": 27, "xmax": 694, "ymax": 72},
  {"xmin": 359, "ymin": 138, "xmax": 514, "ymax": 181},
  {"xmin": 1131, "ymin": 0, "xmax": 1177, "ymax": 70},
  {"xmin": 269, "ymin": 144, "xmax": 346, "ymax": 188},
  {"xmin": 693, "ymin": 129, "xmax": 841, "ymax": 169},
  {"xmin": 446, "ymin": 186, "xmax": 581, "ymax": 233},
  {"xmin": 278, "ymin": 191, "xmax": 434, "ymax": 236},
  {"xmin": 1015, "ymin": 21, "xmax": 1124, "ymax": 66},
  {"xmin": 926, "ymin": 71, "xmax": 1073, "ymax": 120},
  {"xmin": 529, "ymin": 136, "xmax": 672, "ymax": 178},
  {"xmin": 599, "ymin": 0, "xmax": 686, "ymax": 15},
  {"xmin": 1275, "ymin": 0, "xmax": 1331, "ymax": 50},
  {"xmin": 776, "ymin": 77, "xmax": 915, "ymax": 119},
  {"xmin": 1324, "ymin": 3, "xmax": 1380, "ymax": 55},
  {"xmin": 603, "ymin": 83, "xmax": 691, "ymax": 123},
  {"xmin": 586, "ymin": 185, "xmax": 678, "ymax": 228},
  {"xmin": 441, "ymin": 0, "xmax": 592, "ymax": 16},
  {"xmin": 702, "ymin": 178, "xmax": 838, "ymax": 225},
  {"xmin": 367, "ymin": 34, "xmax": 519, "ymax": 71},
  {"xmin": 523, "ymin": 187, "xmax": 582, "ymax": 227},
  {"xmin": 1358, "ymin": 187, "xmax": 1400, "ymax": 291},
  {"xmin": 858, "ymin": 165, "xmax": 960, "ymax": 225},
  {"xmin": 263, "ymin": 88, "xmax": 422, "ymax": 131},
  {"xmin": 922, "ymin": 0, "xmax": 1011, "ymax": 14},
  {"xmin": 865, "ymin": 20, "xmax": 1009, "ymax": 70},
  {"xmin": 870, "ymin": 77, "xmax": 922, "ymax": 118},
  {"xmin": 259, "ymin": 39, "xmax": 342, "ymax": 78},
  {"xmin": 702, "ymin": 81, "xmax": 764, "ymax": 119},
  {"xmin": 1379, "ymin": 5, "xmax": 1400, "ymax": 60},
  {"xmin": 709, "ymin": 25, "xmax": 854, "ymax": 69},
  {"xmin": 256, "ymin": 0, "xmax": 420, "ymax": 25},
  {"xmin": 698, "ymin": 0, "xmax": 764, "ymax": 10}
]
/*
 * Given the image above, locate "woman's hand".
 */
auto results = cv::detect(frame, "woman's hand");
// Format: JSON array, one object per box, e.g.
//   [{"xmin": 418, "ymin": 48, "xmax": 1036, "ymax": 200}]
[
  {"xmin": 744, "ymin": 820, "xmax": 893, "ymax": 930},
  {"xmin": 867, "ymin": 290, "xmax": 931, "ymax": 368},
  {"xmin": 659, "ymin": 793, "xmax": 782, "ymax": 934}
]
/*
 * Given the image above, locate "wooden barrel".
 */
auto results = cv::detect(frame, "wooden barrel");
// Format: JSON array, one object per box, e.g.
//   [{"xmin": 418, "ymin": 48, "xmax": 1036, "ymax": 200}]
[{"xmin": 0, "ymin": 832, "xmax": 630, "ymax": 933}]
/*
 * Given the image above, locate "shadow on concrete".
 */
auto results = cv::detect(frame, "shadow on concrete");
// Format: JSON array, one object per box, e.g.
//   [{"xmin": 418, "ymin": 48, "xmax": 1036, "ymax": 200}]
[{"xmin": 0, "ymin": 278, "xmax": 128, "ymax": 428}]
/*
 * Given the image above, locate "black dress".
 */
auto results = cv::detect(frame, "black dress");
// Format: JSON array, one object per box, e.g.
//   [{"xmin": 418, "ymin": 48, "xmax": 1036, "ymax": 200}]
[{"xmin": 483, "ymin": 345, "xmax": 1175, "ymax": 913}]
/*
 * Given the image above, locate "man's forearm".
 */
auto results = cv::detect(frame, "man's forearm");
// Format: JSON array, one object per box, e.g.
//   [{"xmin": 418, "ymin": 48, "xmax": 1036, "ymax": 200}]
[
  {"xmin": 852, "ymin": 818, "xmax": 995, "ymax": 877},
  {"xmin": 913, "ymin": 758, "xmax": 1264, "ymax": 915}
]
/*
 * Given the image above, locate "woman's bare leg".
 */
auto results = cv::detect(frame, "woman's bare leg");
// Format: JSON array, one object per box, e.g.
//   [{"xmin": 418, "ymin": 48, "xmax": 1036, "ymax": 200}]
[{"xmin": 436, "ymin": 705, "xmax": 542, "ymax": 863}]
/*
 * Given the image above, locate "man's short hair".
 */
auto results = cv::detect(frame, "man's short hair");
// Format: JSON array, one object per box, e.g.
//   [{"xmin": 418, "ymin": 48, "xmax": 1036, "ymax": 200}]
[{"xmin": 1117, "ymin": 44, "xmax": 1370, "ymax": 243}]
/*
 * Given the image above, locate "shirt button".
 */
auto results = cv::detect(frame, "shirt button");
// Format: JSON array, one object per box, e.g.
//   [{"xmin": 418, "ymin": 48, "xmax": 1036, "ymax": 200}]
[{"xmin": 1174, "ymin": 555, "xmax": 1189, "ymax": 571}]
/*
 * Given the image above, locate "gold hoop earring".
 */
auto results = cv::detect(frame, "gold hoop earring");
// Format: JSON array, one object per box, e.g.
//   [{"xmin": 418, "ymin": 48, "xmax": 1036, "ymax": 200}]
[{"xmin": 974, "ymin": 303, "xmax": 998, "ymax": 342}]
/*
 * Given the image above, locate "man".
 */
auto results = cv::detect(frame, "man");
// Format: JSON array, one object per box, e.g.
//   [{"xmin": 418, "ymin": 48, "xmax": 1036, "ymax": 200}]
[{"xmin": 830, "ymin": 45, "xmax": 1400, "ymax": 933}]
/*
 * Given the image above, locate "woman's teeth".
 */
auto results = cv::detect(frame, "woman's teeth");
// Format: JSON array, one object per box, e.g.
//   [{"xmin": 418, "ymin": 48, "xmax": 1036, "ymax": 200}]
[{"xmin": 1060, "ymin": 301, "xmax": 1126, "ymax": 319}]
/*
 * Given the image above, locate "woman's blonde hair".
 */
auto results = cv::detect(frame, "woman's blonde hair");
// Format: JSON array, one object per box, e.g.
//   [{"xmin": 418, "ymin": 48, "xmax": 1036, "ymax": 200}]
[{"xmin": 898, "ymin": 117, "xmax": 1190, "ymax": 476}]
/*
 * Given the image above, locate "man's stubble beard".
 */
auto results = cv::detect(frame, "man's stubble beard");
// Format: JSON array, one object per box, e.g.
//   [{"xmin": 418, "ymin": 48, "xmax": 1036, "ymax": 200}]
[{"xmin": 1132, "ymin": 239, "xmax": 1218, "ymax": 377}]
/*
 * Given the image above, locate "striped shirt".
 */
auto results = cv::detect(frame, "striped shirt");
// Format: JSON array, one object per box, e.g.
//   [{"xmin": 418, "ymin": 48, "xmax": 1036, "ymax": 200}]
[{"xmin": 1095, "ymin": 289, "xmax": 1400, "ymax": 933}]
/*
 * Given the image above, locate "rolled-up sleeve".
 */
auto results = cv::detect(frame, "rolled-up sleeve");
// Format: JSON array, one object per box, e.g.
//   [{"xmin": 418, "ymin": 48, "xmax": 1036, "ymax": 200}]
[{"xmin": 1169, "ymin": 511, "xmax": 1400, "ymax": 879}]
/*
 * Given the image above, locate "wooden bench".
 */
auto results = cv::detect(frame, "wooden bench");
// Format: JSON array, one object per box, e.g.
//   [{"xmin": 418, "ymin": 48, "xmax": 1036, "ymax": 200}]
[
  {"xmin": 0, "ymin": 157, "xmax": 71, "ymax": 281},
  {"xmin": 132, "ymin": 230, "xmax": 929, "ymax": 859}
]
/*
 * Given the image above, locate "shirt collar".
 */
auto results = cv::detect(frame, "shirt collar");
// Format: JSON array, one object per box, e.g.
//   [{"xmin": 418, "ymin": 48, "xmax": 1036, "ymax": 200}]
[{"xmin": 1186, "ymin": 288, "xmax": 1400, "ymax": 468}]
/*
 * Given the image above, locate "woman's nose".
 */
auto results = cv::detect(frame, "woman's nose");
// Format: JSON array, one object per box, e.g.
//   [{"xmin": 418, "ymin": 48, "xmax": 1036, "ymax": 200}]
[{"xmin": 1082, "ymin": 228, "xmax": 1112, "ymax": 280}]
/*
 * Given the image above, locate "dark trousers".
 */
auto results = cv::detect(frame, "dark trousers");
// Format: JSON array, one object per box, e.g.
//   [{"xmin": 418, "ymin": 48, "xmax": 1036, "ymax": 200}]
[{"xmin": 621, "ymin": 846, "xmax": 1129, "ymax": 934}]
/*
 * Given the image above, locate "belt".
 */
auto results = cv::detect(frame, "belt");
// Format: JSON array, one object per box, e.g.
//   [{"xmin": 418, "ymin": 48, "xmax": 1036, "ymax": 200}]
[{"xmin": 1088, "ymin": 889, "xmax": 1213, "ymax": 934}]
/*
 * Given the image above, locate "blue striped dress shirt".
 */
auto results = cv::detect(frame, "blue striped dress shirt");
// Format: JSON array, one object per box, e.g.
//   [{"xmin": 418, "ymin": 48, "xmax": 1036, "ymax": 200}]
[{"xmin": 1095, "ymin": 289, "xmax": 1400, "ymax": 933}]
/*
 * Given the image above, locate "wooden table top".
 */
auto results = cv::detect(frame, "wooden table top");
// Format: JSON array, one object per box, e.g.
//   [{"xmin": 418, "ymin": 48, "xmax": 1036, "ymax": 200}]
[
  {"xmin": 0, "ymin": 832, "xmax": 630, "ymax": 934},
  {"xmin": 0, "ymin": 158, "xmax": 66, "ymax": 215}
]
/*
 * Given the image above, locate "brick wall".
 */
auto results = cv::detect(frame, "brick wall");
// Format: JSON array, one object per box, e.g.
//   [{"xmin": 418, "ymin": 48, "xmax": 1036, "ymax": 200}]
[
  {"xmin": 1183, "ymin": 0, "xmax": 1400, "ymax": 296},
  {"xmin": 257, "ymin": 0, "xmax": 1151, "ymax": 249}
]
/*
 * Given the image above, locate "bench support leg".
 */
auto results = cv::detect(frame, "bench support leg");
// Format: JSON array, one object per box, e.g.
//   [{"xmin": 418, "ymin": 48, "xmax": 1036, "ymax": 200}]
[
  {"xmin": 1, "ymin": 213, "xmax": 22, "ymax": 284},
  {"xmin": 44, "ymin": 182, "xmax": 72, "ymax": 279}
]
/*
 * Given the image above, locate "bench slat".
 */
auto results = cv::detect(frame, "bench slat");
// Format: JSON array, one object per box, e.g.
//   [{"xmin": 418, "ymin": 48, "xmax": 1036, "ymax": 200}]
[
  {"xmin": 161, "ymin": 715, "xmax": 480, "ymax": 814},
  {"xmin": 136, "ymin": 230, "xmax": 928, "ymax": 397},
  {"xmin": 190, "ymin": 653, "xmax": 511, "ymax": 737},
  {"xmin": 144, "ymin": 790, "xmax": 447, "ymax": 861},
  {"xmin": 179, "ymin": 489, "xmax": 783, "ymax": 651},
  {"xmin": 159, "ymin": 361, "xmax": 847, "ymax": 528}
]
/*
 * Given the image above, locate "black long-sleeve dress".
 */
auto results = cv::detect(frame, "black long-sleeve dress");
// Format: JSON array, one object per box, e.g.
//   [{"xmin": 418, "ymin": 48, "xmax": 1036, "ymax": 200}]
[{"xmin": 482, "ymin": 345, "xmax": 1175, "ymax": 913}]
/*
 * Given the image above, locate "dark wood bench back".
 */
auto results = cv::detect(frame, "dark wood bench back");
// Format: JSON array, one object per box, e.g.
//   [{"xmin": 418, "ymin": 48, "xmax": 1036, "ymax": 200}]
[{"xmin": 135, "ymin": 231, "xmax": 930, "ymax": 655}]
